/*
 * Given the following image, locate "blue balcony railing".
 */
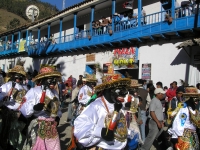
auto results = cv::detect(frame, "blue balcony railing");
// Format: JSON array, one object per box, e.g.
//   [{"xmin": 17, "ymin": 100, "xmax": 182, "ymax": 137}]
[{"xmin": 0, "ymin": 3, "xmax": 200, "ymax": 57}]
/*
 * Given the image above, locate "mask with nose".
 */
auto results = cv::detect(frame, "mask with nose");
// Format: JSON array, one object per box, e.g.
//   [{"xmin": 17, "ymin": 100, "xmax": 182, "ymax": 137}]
[{"xmin": 103, "ymin": 86, "xmax": 128, "ymax": 104}]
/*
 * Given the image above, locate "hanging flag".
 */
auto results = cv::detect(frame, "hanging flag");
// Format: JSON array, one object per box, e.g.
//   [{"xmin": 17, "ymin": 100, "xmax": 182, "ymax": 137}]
[{"xmin": 123, "ymin": 0, "xmax": 134, "ymax": 9}]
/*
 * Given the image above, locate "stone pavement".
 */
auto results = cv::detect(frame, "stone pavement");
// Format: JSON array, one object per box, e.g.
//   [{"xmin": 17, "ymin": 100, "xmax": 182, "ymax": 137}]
[{"xmin": 58, "ymin": 105, "xmax": 72, "ymax": 150}]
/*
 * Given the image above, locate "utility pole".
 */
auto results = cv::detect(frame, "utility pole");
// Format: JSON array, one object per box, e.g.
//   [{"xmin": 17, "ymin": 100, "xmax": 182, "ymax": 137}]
[{"xmin": 62, "ymin": 0, "xmax": 65, "ymax": 10}]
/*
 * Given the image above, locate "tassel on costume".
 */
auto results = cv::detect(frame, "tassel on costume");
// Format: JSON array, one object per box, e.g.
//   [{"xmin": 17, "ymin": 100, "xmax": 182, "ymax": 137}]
[{"xmin": 66, "ymin": 127, "xmax": 77, "ymax": 150}]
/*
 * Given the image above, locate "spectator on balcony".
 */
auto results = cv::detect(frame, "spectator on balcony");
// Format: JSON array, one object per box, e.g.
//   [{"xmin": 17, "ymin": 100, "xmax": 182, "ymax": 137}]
[
  {"xmin": 92, "ymin": 21, "xmax": 100, "ymax": 35},
  {"xmin": 141, "ymin": 8, "xmax": 147, "ymax": 25},
  {"xmin": 95, "ymin": 20, "xmax": 102, "ymax": 34},
  {"xmin": 101, "ymin": 16, "xmax": 109, "ymax": 33},
  {"xmin": 113, "ymin": 13, "xmax": 121, "ymax": 31}
]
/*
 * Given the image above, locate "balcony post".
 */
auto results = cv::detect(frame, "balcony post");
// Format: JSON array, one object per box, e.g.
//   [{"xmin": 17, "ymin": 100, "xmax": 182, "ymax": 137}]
[
  {"xmin": 59, "ymin": 18, "xmax": 63, "ymax": 43},
  {"xmin": 5, "ymin": 36, "xmax": 8, "ymax": 50},
  {"xmin": 18, "ymin": 31, "xmax": 21, "ymax": 50},
  {"xmin": 26, "ymin": 30, "xmax": 29, "ymax": 47},
  {"xmin": 112, "ymin": 0, "xmax": 116, "ymax": 32},
  {"xmin": 90, "ymin": 6, "xmax": 95, "ymax": 35},
  {"xmin": 11, "ymin": 33, "xmax": 14, "ymax": 49},
  {"xmin": 38, "ymin": 27, "xmax": 40, "ymax": 43},
  {"xmin": 48, "ymin": 23, "xmax": 51, "ymax": 39},
  {"xmin": 171, "ymin": 0, "xmax": 175, "ymax": 19},
  {"xmin": 74, "ymin": 12, "xmax": 77, "ymax": 40},
  {"xmin": 138, "ymin": 0, "xmax": 142, "ymax": 27}
]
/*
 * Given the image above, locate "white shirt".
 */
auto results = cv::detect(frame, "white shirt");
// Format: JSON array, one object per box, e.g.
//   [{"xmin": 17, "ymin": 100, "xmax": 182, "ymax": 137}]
[
  {"xmin": 74, "ymin": 97, "xmax": 127, "ymax": 149},
  {"xmin": 78, "ymin": 85, "xmax": 92, "ymax": 104},
  {"xmin": 0, "ymin": 81, "xmax": 28, "ymax": 110},
  {"xmin": 168, "ymin": 107, "xmax": 196, "ymax": 138},
  {"xmin": 20, "ymin": 86, "xmax": 62, "ymax": 118}
]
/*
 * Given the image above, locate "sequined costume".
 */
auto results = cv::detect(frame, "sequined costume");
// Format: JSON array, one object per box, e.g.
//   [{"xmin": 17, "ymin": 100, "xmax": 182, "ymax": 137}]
[{"xmin": 20, "ymin": 66, "xmax": 62, "ymax": 150}]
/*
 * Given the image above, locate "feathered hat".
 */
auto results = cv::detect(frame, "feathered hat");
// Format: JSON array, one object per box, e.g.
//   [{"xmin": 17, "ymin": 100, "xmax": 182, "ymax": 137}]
[
  {"xmin": 34, "ymin": 58, "xmax": 61, "ymax": 82},
  {"xmin": 95, "ymin": 74, "xmax": 131, "ymax": 93},
  {"xmin": 8, "ymin": 59, "xmax": 26, "ymax": 77}
]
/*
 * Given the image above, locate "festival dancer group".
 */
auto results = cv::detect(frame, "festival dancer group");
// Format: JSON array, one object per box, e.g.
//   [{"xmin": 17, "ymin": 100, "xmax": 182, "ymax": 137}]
[{"xmin": 1, "ymin": 60, "xmax": 200, "ymax": 150}]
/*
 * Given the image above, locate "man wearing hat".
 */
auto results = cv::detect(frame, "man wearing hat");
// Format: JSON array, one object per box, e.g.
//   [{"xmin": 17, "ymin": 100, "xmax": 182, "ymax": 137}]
[
  {"xmin": 0, "ymin": 59, "xmax": 28, "ymax": 150},
  {"xmin": 168, "ymin": 87, "xmax": 200, "ymax": 150},
  {"xmin": 74, "ymin": 74, "xmax": 131, "ymax": 149},
  {"xmin": 140, "ymin": 88, "xmax": 166, "ymax": 150},
  {"xmin": 20, "ymin": 65, "xmax": 62, "ymax": 150}
]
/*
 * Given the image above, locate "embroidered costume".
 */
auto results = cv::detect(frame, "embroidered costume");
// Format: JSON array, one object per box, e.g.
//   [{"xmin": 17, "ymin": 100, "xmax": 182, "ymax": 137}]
[
  {"xmin": 74, "ymin": 74, "xmax": 131, "ymax": 150},
  {"xmin": 168, "ymin": 87, "xmax": 200, "ymax": 150},
  {"xmin": 20, "ymin": 65, "xmax": 62, "ymax": 150},
  {"xmin": 0, "ymin": 59, "xmax": 28, "ymax": 150}
]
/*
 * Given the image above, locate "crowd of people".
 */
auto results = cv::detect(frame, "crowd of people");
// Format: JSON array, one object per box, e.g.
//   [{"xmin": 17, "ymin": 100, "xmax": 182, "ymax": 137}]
[{"xmin": 0, "ymin": 59, "xmax": 200, "ymax": 150}]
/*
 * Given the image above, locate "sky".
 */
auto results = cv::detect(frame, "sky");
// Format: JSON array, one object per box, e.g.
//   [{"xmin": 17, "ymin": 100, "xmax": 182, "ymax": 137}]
[{"xmin": 41, "ymin": 0, "xmax": 84, "ymax": 10}]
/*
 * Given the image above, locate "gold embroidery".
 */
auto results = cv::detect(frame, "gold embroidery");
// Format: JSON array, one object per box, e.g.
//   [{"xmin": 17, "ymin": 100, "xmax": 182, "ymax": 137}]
[
  {"xmin": 37, "ymin": 120, "xmax": 58, "ymax": 139},
  {"xmin": 12, "ymin": 88, "xmax": 27, "ymax": 104},
  {"xmin": 44, "ymin": 96, "xmax": 60, "ymax": 117},
  {"xmin": 105, "ymin": 112, "xmax": 127, "ymax": 142}
]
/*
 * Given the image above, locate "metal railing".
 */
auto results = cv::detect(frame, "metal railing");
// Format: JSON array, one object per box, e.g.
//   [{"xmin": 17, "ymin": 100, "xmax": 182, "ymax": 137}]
[{"xmin": 0, "ymin": 3, "xmax": 199, "ymax": 55}]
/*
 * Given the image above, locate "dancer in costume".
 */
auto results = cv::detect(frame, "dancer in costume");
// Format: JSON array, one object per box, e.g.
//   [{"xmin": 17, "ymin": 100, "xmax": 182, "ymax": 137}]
[
  {"xmin": 20, "ymin": 65, "xmax": 62, "ymax": 150},
  {"xmin": 76, "ymin": 74, "xmax": 97, "ymax": 115},
  {"xmin": 0, "ymin": 59, "xmax": 28, "ymax": 150},
  {"xmin": 168, "ymin": 87, "xmax": 200, "ymax": 150},
  {"xmin": 74, "ymin": 74, "xmax": 131, "ymax": 149},
  {"xmin": 123, "ymin": 79, "xmax": 143, "ymax": 150}
]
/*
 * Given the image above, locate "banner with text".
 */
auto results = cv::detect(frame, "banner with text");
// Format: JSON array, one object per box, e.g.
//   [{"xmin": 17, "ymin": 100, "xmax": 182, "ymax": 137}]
[
  {"xmin": 141, "ymin": 64, "xmax": 151, "ymax": 80},
  {"xmin": 112, "ymin": 47, "xmax": 138, "ymax": 70}
]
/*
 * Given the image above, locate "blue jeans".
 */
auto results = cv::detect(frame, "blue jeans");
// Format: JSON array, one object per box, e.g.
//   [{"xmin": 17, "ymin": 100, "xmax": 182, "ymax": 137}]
[{"xmin": 140, "ymin": 110, "xmax": 147, "ymax": 142}]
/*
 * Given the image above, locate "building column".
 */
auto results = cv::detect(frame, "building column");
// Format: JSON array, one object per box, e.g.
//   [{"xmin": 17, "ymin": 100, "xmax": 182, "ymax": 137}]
[
  {"xmin": 5, "ymin": 36, "xmax": 8, "ymax": 50},
  {"xmin": 171, "ymin": 0, "xmax": 175, "ymax": 19},
  {"xmin": 18, "ymin": 31, "xmax": 21, "ymax": 50},
  {"xmin": 29, "ymin": 30, "xmax": 32, "ymax": 41},
  {"xmin": 59, "ymin": 18, "xmax": 63, "ymax": 43},
  {"xmin": 112, "ymin": 0, "xmax": 116, "ymax": 31},
  {"xmin": 26, "ymin": 30, "xmax": 29, "ymax": 47},
  {"xmin": 138, "ymin": 0, "xmax": 142, "ymax": 27},
  {"xmin": 90, "ymin": 6, "xmax": 95, "ymax": 35},
  {"xmin": 74, "ymin": 12, "xmax": 77, "ymax": 40},
  {"xmin": 48, "ymin": 23, "xmax": 51, "ymax": 39},
  {"xmin": 11, "ymin": 33, "xmax": 14, "ymax": 49},
  {"xmin": 38, "ymin": 27, "xmax": 40, "ymax": 43}
]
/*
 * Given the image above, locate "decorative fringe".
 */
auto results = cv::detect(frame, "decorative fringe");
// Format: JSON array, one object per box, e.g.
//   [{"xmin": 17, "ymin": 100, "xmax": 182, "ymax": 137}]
[{"xmin": 66, "ymin": 127, "xmax": 76, "ymax": 150}]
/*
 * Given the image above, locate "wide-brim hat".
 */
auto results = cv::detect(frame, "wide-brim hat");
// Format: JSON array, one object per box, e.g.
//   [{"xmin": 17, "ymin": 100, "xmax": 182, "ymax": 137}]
[
  {"xmin": 183, "ymin": 87, "xmax": 200, "ymax": 98},
  {"xmin": 8, "ymin": 65, "xmax": 26, "ymax": 77},
  {"xmin": 82, "ymin": 74, "xmax": 97, "ymax": 82},
  {"xmin": 34, "ymin": 66, "xmax": 61, "ymax": 82},
  {"xmin": 130, "ymin": 79, "xmax": 142, "ymax": 87},
  {"xmin": 95, "ymin": 74, "xmax": 131, "ymax": 93}
]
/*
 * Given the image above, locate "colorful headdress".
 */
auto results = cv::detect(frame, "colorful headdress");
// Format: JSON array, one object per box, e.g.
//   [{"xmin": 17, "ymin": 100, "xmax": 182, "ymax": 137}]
[
  {"xmin": 130, "ymin": 79, "xmax": 142, "ymax": 87},
  {"xmin": 8, "ymin": 59, "xmax": 26, "ymax": 77},
  {"xmin": 183, "ymin": 87, "xmax": 200, "ymax": 99},
  {"xmin": 95, "ymin": 74, "xmax": 131, "ymax": 93},
  {"xmin": 82, "ymin": 74, "xmax": 97, "ymax": 82},
  {"xmin": 34, "ymin": 66, "xmax": 61, "ymax": 82}
]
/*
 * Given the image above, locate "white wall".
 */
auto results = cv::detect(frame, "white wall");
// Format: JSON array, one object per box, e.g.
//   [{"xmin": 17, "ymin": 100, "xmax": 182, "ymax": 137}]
[{"xmin": 138, "ymin": 42, "xmax": 200, "ymax": 87}]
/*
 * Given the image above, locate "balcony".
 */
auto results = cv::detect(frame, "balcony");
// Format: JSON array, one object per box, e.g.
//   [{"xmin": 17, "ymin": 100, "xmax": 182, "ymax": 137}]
[{"xmin": 1, "ymin": 3, "xmax": 200, "ymax": 58}]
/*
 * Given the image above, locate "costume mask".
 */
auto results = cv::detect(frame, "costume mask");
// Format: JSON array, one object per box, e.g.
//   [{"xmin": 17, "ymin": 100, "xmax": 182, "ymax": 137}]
[
  {"xmin": 86, "ymin": 82, "xmax": 96, "ymax": 89},
  {"xmin": 103, "ymin": 86, "xmax": 128, "ymax": 103}
]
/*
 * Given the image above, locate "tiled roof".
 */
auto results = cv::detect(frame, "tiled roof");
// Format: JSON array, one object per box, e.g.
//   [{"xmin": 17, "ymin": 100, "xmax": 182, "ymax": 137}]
[
  {"xmin": 0, "ymin": 0, "xmax": 95, "ymax": 36},
  {"xmin": 176, "ymin": 38, "xmax": 200, "ymax": 49}
]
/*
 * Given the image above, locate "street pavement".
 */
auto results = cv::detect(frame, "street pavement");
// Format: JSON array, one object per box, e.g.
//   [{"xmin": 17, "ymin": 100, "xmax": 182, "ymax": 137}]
[{"xmin": 58, "ymin": 104, "xmax": 72, "ymax": 150}]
